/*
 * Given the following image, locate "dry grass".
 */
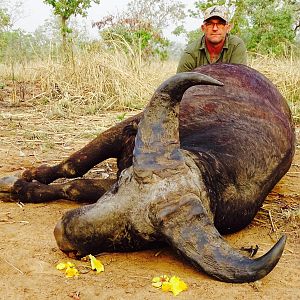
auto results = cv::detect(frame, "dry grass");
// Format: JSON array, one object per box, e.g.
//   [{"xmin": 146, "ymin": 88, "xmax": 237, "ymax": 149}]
[
  {"xmin": 1, "ymin": 43, "xmax": 299, "ymax": 122},
  {"xmin": 253, "ymin": 190, "xmax": 300, "ymax": 243},
  {"xmin": 250, "ymin": 55, "xmax": 300, "ymax": 122},
  {"xmin": 0, "ymin": 42, "xmax": 175, "ymax": 117}
]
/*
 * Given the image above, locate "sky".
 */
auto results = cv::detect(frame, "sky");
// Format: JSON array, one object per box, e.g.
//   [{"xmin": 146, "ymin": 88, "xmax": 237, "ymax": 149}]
[{"xmin": 8, "ymin": 0, "xmax": 200, "ymax": 43}]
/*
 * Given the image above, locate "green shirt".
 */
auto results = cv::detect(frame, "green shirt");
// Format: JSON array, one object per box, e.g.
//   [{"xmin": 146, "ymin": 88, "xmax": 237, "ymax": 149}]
[{"xmin": 176, "ymin": 34, "xmax": 247, "ymax": 73}]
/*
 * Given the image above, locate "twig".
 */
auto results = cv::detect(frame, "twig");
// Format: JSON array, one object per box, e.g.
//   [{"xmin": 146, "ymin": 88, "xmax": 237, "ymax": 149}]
[
  {"xmin": 0, "ymin": 220, "xmax": 29, "ymax": 225},
  {"xmin": 154, "ymin": 250, "xmax": 163, "ymax": 257},
  {"xmin": 268, "ymin": 210, "xmax": 276, "ymax": 232},
  {"xmin": 128, "ymin": 275, "xmax": 150, "ymax": 280},
  {"xmin": 285, "ymin": 248, "xmax": 294, "ymax": 254},
  {"xmin": 253, "ymin": 218, "xmax": 268, "ymax": 225},
  {"xmin": 3, "ymin": 258, "xmax": 24, "ymax": 274},
  {"xmin": 17, "ymin": 202, "xmax": 25, "ymax": 208},
  {"xmin": 29, "ymin": 92, "xmax": 47, "ymax": 101}
]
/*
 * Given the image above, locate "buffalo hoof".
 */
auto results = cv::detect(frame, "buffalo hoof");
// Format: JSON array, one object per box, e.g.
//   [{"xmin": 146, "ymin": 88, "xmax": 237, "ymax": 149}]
[{"xmin": 0, "ymin": 175, "xmax": 20, "ymax": 201}]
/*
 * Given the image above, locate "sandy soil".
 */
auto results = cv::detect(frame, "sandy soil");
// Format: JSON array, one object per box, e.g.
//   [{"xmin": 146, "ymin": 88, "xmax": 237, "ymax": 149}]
[{"xmin": 0, "ymin": 105, "xmax": 299, "ymax": 300}]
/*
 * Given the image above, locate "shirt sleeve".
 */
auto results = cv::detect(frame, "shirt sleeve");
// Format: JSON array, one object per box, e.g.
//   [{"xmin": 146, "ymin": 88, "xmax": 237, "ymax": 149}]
[
  {"xmin": 230, "ymin": 40, "xmax": 247, "ymax": 65},
  {"xmin": 176, "ymin": 51, "xmax": 197, "ymax": 73}
]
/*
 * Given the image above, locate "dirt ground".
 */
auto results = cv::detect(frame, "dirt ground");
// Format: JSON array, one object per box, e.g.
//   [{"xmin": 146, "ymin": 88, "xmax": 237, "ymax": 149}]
[{"xmin": 0, "ymin": 104, "xmax": 299, "ymax": 300}]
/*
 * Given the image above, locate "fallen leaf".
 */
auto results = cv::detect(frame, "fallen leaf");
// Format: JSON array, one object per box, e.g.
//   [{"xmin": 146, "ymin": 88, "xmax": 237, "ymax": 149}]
[
  {"xmin": 152, "ymin": 275, "xmax": 170, "ymax": 288},
  {"xmin": 152, "ymin": 275, "xmax": 187, "ymax": 296},
  {"xmin": 88, "ymin": 254, "xmax": 104, "ymax": 273},
  {"xmin": 168, "ymin": 276, "xmax": 188, "ymax": 296},
  {"xmin": 56, "ymin": 261, "xmax": 75, "ymax": 270},
  {"xmin": 56, "ymin": 261, "xmax": 79, "ymax": 278},
  {"xmin": 56, "ymin": 262, "xmax": 67, "ymax": 270},
  {"xmin": 65, "ymin": 266, "xmax": 79, "ymax": 278},
  {"xmin": 161, "ymin": 281, "xmax": 172, "ymax": 293},
  {"xmin": 66, "ymin": 262, "xmax": 75, "ymax": 268}
]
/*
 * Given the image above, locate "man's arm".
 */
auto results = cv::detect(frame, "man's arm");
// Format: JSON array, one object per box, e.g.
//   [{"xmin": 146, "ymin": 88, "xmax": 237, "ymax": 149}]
[
  {"xmin": 176, "ymin": 52, "xmax": 197, "ymax": 73},
  {"xmin": 229, "ymin": 40, "xmax": 247, "ymax": 65}
]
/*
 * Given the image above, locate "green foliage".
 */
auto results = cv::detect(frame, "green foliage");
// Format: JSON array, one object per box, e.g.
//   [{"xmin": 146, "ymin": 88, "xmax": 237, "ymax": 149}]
[
  {"xmin": 190, "ymin": 0, "xmax": 225, "ymax": 13},
  {"xmin": 43, "ymin": 0, "xmax": 101, "ymax": 19},
  {"xmin": 93, "ymin": 0, "xmax": 185, "ymax": 61},
  {"xmin": 94, "ymin": 0, "xmax": 185, "ymax": 60},
  {"xmin": 126, "ymin": 0, "xmax": 186, "ymax": 30},
  {"xmin": 43, "ymin": 0, "xmax": 101, "ymax": 56},
  {"xmin": 228, "ymin": 0, "xmax": 247, "ymax": 36},
  {"xmin": 99, "ymin": 19, "xmax": 170, "ymax": 61},
  {"xmin": 185, "ymin": 29, "xmax": 203, "ymax": 44},
  {"xmin": 172, "ymin": 25, "xmax": 186, "ymax": 36},
  {"xmin": 0, "ymin": 5, "xmax": 11, "ymax": 50},
  {"xmin": 0, "ymin": 8, "xmax": 10, "ymax": 30},
  {"xmin": 244, "ymin": 1, "xmax": 296, "ymax": 55},
  {"xmin": 116, "ymin": 113, "xmax": 127, "ymax": 122},
  {"xmin": 0, "ymin": 30, "xmax": 41, "ymax": 63}
]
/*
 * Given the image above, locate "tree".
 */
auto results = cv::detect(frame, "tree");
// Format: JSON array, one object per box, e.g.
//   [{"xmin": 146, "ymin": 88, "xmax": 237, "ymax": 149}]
[
  {"xmin": 126, "ymin": 0, "xmax": 186, "ymax": 30},
  {"xmin": 43, "ymin": 0, "xmax": 101, "ymax": 55},
  {"xmin": 0, "ymin": 8, "xmax": 10, "ymax": 31},
  {"xmin": 0, "ymin": 1, "xmax": 23, "ymax": 65},
  {"xmin": 93, "ymin": 16, "xmax": 171, "ymax": 60},
  {"xmin": 244, "ymin": 1, "xmax": 296, "ymax": 55},
  {"xmin": 0, "ymin": 0, "xmax": 24, "ymax": 32},
  {"xmin": 0, "ymin": 0, "xmax": 23, "ymax": 30},
  {"xmin": 93, "ymin": 0, "xmax": 186, "ymax": 61}
]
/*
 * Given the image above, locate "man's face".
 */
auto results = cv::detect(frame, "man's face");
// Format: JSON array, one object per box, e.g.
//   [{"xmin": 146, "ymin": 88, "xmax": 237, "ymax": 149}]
[{"xmin": 201, "ymin": 17, "xmax": 231, "ymax": 44}]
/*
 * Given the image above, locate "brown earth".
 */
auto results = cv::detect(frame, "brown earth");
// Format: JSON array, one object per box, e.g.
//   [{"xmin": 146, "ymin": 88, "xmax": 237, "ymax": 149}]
[{"xmin": 0, "ymin": 104, "xmax": 299, "ymax": 300}]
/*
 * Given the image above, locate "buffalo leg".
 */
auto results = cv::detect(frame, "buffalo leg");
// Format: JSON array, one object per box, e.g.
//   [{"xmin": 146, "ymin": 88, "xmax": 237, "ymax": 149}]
[
  {"xmin": 3, "ymin": 178, "xmax": 117, "ymax": 203},
  {"xmin": 0, "ymin": 114, "xmax": 140, "ymax": 202},
  {"xmin": 21, "ymin": 114, "xmax": 141, "ymax": 184}
]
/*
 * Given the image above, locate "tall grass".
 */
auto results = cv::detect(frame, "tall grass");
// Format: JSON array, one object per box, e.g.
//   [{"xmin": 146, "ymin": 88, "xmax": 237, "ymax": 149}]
[
  {"xmin": 1, "ymin": 42, "xmax": 300, "ymax": 122},
  {"xmin": 1, "ymin": 41, "xmax": 175, "ymax": 117},
  {"xmin": 250, "ymin": 54, "xmax": 300, "ymax": 122}
]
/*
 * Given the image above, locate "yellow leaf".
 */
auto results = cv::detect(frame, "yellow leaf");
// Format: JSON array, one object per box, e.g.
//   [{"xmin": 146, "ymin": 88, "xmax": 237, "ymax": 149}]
[
  {"xmin": 169, "ymin": 276, "xmax": 188, "ymax": 296},
  {"xmin": 152, "ymin": 275, "xmax": 170, "ymax": 288},
  {"xmin": 152, "ymin": 275, "xmax": 169, "ymax": 283},
  {"xmin": 88, "ymin": 254, "xmax": 104, "ymax": 273},
  {"xmin": 152, "ymin": 281, "xmax": 163, "ymax": 288},
  {"xmin": 56, "ymin": 261, "xmax": 75, "ymax": 270},
  {"xmin": 152, "ymin": 274, "xmax": 187, "ymax": 296},
  {"xmin": 56, "ymin": 262, "xmax": 67, "ymax": 270},
  {"xmin": 65, "ymin": 266, "xmax": 79, "ymax": 278},
  {"xmin": 161, "ymin": 282, "xmax": 172, "ymax": 292},
  {"xmin": 66, "ymin": 262, "xmax": 75, "ymax": 268}
]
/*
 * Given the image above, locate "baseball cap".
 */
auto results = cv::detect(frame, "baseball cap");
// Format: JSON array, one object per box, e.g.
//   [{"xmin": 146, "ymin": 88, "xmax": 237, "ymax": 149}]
[{"xmin": 203, "ymin": 5, "xmax": 229, "ymax": 23}]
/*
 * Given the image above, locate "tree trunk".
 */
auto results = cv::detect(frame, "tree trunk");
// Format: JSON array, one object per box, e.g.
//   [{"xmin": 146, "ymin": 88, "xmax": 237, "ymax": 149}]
[{"xmin": 60, "ymin": 15, "xmax": 69, "ymax": 60}]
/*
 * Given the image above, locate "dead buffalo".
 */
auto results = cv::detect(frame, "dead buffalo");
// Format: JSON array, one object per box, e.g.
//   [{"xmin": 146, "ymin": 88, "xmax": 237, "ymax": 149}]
[{"xmin": 0, "ymin": 64, "xmax": 295, "ymax": 283}]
